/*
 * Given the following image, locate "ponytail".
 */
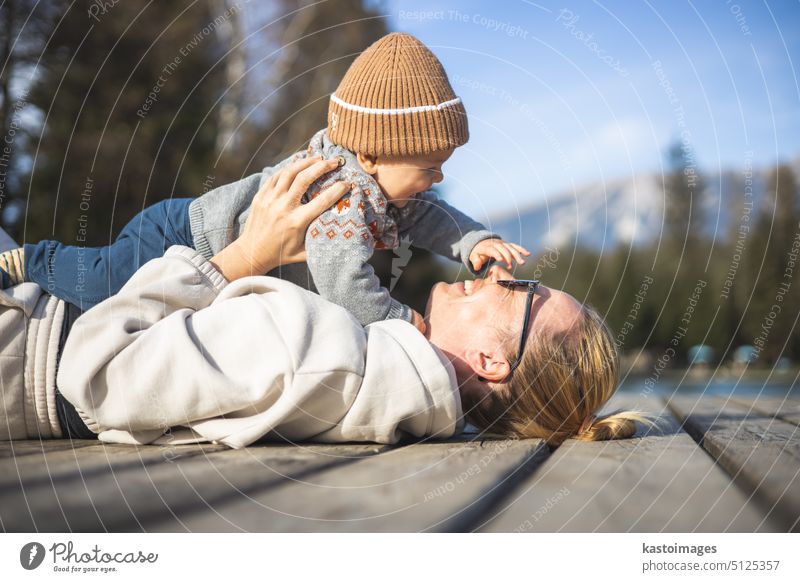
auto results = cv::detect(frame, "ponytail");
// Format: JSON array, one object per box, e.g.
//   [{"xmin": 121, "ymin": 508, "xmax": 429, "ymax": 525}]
[{"xmin": 574, "ymin": 409, "xmax": 660, "ymax": 442}]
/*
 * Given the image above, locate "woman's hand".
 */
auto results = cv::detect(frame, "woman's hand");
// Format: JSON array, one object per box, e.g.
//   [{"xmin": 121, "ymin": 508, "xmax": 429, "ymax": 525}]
[{"xmin": 210, "ymin": 156, "xmax": 352, "ymax": 282}]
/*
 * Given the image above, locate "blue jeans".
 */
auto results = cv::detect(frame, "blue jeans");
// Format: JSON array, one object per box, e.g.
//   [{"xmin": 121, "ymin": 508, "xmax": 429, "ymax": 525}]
[{"xmin": 25, "ymin": 198, "xmax": 194, "ymax": 309}]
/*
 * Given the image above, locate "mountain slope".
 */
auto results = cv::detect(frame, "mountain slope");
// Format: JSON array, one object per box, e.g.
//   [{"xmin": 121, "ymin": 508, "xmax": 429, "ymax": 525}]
[{"xmin": 484, "ymin": 162, "xmax": 793, "ymax": 252}]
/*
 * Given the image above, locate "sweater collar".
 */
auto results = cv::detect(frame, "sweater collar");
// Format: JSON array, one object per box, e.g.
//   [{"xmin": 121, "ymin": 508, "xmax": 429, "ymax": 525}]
[
  {"xmin": 312, "ymin": 127, "xmax": 363, "ymax": 170},
  {"xmin": 310, "ymin": 128, "xmax": 392, "ymax": 212}
]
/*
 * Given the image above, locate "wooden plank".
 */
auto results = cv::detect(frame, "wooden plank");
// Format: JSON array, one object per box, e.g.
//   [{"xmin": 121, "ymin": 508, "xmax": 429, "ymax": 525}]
[
  {"xmin": 728, "ymin": 395, "xmax": 800, "ymax": 426},
  {"xmin": 1, "ymin": 442, "xmax": 217, "ymax": 532},
  {"xmin": 2, "ymin": 441, "xmax": 225, "ymax": 468},
  {"xmin": 667, "ymin": 395, "xmax": 800, "ymax": 532},
  {"xmin": 0, "ymin": 442, "xmax": 226, "ymax": 491},
  {"xmin": 0, "ymin": 439, "xmax": 100, "ymax": 457},
  {"xmin": 480, "ymin": 394, "xmax": 776, "ymax": 532},
  {"xmin": 1, "ymin": 443, "xmax": 386, "ymax": 532},
  {"xmin": 152, "ymin": 438, "xmax": 548, "ymax": 532}
]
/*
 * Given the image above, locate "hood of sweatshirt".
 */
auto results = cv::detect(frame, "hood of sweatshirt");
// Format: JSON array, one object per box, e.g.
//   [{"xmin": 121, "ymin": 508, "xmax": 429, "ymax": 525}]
[
  {"xmin": 312, "ymin": 318, "xmax": 465, "ymax": 444},
  {"xmin": 182, "ymin": 307, "xmax": 465, "ymax": 448}
]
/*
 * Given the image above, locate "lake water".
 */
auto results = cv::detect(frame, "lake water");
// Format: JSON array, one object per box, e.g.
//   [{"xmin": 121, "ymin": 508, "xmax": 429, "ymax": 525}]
[{"xmin": 618, "ymin": 370, "xmax": 799, "ymax": 397}]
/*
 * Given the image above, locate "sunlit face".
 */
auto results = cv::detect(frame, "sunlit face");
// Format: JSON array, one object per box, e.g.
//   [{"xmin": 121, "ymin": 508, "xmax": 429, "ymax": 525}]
[
  {"xmin": 369, "ymin": 149, "xmax": 453, "ymax": 208},
  {"xmin": 424, "ymin": 267, "xmax": 583, "ymax": 385}
]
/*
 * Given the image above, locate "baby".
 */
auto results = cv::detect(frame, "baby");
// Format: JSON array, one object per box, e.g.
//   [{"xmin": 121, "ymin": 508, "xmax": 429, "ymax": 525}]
[{"xmin": 1, "ymin": 33, "xmax": 529, "ymax": 332}]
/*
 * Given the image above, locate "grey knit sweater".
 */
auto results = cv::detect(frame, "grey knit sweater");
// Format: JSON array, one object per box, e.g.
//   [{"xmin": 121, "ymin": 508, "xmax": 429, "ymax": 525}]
[{"xmin": 188, "ymin": 129, "xmax": 497, "ymax": 326}]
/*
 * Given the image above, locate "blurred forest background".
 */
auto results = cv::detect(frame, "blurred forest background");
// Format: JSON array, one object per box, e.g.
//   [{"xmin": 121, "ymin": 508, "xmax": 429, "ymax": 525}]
[{"xmin": 1, "ymin": 0, "xmax": 798, "ymax": 372}]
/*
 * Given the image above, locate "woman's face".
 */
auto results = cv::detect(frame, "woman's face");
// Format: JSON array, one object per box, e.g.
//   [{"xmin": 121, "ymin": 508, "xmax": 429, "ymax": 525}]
[
  {"xmin": 424, "ymin": 270, "xmax": 525, "ymax": 353},
  {"xmin": 424, "ymin": 266, "xmax": 583, "ymax": 379}
]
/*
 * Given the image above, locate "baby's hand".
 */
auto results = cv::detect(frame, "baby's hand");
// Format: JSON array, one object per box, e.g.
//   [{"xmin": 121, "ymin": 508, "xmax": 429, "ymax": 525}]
[
  {"xmin": 410, "ymin": 309, "xmax": 427, "ymax": 334},
  {"xmin": 469, "ymin": 239, "xmax": 531, "ymax": 271}
]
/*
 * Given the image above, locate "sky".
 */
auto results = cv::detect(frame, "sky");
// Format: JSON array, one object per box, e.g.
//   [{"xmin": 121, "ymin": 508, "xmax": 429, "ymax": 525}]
[{"xmin": 363, "ymin": 0, "xmax": 800, "ymax": 221}]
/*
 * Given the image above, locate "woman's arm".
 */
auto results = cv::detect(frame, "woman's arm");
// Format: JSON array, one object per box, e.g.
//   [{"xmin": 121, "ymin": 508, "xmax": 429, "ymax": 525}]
[{"xmin": 210, "ymin": 156, "xmax": 351, "ymax": 281}]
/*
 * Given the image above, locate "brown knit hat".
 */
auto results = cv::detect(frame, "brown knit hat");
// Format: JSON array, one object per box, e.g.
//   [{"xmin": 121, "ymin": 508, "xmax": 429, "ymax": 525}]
[{"xmin": 328, "ymin": 32, "xmax": 468, "ymax": 157}]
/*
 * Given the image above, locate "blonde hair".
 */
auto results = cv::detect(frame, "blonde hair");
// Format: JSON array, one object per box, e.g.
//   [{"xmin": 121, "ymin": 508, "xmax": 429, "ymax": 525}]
[{"xmin": 467, "ymin": 304, "xmax": 656, "ymax": 446}]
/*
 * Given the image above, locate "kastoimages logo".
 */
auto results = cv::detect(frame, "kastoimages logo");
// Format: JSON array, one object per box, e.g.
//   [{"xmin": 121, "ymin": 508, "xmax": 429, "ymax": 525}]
[{"xmin": 20, "ymin": 542, "xmax": 46, "ymax": 570}]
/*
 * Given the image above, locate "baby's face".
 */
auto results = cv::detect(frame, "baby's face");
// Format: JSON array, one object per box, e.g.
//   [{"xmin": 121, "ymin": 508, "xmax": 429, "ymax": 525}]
[{"xmin": 368, "ymin": 149, "xmax": 454, "ymax": 208}]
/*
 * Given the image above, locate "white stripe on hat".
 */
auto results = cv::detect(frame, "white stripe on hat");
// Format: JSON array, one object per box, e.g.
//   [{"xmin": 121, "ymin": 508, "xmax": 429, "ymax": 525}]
[{"xmin": 330, "ymin": 93, "xmax": 462, "ymax": 115}]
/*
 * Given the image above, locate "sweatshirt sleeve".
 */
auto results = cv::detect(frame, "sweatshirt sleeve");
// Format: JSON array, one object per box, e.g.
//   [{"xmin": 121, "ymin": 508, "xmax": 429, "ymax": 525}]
[
  {"xmin": 56, "ymin": 246, "xmax": 235, "ymax": 433},
  {"xmin": 398, "ymin": 190, "xmax": 500, "ymax": 276},
  {"xmin": 304, "ymin": 184, "xmax": 413, "ymax": 326}
]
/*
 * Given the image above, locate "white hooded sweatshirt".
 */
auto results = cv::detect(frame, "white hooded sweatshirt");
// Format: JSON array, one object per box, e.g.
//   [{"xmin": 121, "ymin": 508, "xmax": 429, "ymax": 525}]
[{"xmin": 56, "ymin": 246, "xmax": 464, "ymax": 448}]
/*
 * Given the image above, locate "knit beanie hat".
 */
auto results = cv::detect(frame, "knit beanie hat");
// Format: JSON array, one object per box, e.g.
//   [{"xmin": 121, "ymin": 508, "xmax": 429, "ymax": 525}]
[{"xmin": 327, "ymin": 32, "xmax": 468, "ymax": 157}]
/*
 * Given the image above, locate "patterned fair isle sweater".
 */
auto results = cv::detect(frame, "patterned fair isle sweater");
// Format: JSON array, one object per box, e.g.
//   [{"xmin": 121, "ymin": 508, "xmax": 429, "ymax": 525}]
[{"xmin": 187, "ymin": 128, "xmax": 497, "ymax": 326}]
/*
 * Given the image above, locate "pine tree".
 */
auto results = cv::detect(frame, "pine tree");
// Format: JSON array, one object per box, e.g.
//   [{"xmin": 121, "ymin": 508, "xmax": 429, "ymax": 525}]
[
  {"xmin": 664, "ymin": 140, "xmax": 706, "ymax": 252},
  {"xmin": 214, "ymin": 0, "xmax": 389, "ymax": 181},
  {"xmin": 651, "ymin": 140, "xmax": 708, "ymax": 361},
  {"xmin": 20, "ymin": 0, "xmax": 229, "ymax": 245},
  {"xmin": 745, "ymin": 164, "xmax": 800, "ymax": 362},
  {"xmin": 0, "ymin": 0, "xmax": 61, "ymax": 239}
]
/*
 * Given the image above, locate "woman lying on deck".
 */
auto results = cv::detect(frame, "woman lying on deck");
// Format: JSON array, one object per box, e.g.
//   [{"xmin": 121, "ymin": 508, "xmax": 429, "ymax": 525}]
[{"xmin": 0, "ymin": 158, "xmax": 650, "ymax": 448}]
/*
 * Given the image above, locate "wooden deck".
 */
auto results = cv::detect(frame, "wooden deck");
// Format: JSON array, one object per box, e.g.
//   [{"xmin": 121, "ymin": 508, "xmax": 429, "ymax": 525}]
[{"xmin": 1, "ymin": 393, "xmax": 798, "ymax": 532}]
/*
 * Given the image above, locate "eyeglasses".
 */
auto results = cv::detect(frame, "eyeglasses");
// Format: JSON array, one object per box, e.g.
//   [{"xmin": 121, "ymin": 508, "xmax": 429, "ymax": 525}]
[{"xmin": 496, "ymin": 279, "xmax": 540, "ymax": 379}]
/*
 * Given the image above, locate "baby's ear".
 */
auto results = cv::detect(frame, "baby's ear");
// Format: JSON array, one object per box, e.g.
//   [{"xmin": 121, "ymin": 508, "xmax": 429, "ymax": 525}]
[{"xmin": 356, "ymin": 152, "xmax": 379, "ymax": 175}]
